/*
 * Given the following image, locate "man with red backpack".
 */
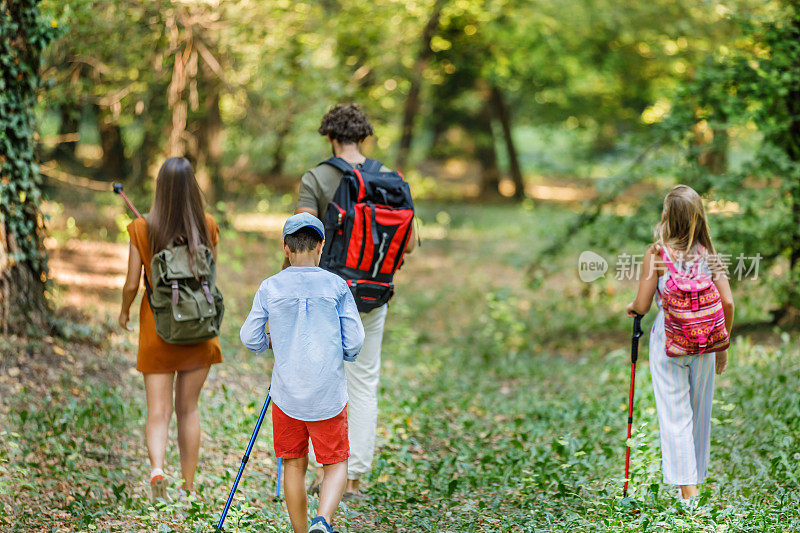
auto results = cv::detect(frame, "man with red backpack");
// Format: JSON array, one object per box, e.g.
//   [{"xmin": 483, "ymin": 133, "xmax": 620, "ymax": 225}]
[{"xmin": 292, "ymin": 103, "xmax": 417, "ymax": 499}]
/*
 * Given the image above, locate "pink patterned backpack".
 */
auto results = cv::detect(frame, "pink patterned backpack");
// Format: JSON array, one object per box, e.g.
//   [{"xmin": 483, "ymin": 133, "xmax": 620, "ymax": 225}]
[{"xmin": 659, "ymin": 246, "xmax": 730, "ymax": 356}]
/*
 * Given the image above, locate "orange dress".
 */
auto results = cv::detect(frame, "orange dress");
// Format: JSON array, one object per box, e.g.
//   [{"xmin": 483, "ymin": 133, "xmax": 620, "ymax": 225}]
[{"xmin": 127, "ymin": 214, "xmax": 223, "ymax": 374}]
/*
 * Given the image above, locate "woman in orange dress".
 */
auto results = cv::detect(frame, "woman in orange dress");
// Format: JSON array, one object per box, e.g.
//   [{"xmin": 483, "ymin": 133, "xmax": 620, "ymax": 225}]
[{"xmin": 118, "ymin": 157, "xmax": 223, "ymax": 501}]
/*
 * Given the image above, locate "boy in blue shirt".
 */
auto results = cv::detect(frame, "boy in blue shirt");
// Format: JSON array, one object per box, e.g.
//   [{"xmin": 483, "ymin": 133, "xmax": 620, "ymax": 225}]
[{"xmin": 240, "ymin": 213, "xmax": 365, "ymax": 533}]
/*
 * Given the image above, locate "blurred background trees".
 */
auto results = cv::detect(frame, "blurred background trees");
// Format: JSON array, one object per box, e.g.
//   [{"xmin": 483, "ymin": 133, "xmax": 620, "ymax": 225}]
[
  {"xmin": 36, "ymin": 0, "xmax": 768, "ymax": 196},
  {"xmin": 21, "ymin": 0, "xmax": 800, "ymax": 322},
  {"xmin": 662, "ymin": 1, "xmax": 800, "ymax": 320}
]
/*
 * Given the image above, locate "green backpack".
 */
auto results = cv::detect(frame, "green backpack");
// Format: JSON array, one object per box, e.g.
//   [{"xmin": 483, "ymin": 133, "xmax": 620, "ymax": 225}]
[{"xmin": 145, "ymin": 243, "xmax": 224, "ymax": 344}]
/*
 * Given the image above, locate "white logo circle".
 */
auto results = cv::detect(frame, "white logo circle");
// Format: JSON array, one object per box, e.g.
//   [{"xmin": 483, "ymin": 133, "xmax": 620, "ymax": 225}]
[{"xmin": 578, "ymin": 250, "xmax": 608, "ymax": 282}]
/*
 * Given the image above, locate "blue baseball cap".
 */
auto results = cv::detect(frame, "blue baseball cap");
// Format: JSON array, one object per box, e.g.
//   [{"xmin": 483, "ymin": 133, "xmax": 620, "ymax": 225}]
[{"xmin": 282, "ymin": 212, "xmax": 325, "ymax": 241}]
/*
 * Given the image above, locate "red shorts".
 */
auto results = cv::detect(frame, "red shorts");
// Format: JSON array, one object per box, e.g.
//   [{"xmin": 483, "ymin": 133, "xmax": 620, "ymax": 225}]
[{"xmin": 272, "ymin": 403, "xmax": 349, "ymax": 465}]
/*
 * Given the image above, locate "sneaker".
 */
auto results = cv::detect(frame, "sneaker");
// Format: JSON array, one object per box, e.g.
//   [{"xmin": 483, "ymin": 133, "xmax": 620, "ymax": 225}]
[
  {"xmin": 150, "ymin": 471, "xmax": 169, "ymax": 501},
  {"xmin": 308, "ymin": 516, "xmax": 337, "ymax": 533},
  {"xmin": 341, "ymin": 490, "xmax": 367, "ymax": 502}
]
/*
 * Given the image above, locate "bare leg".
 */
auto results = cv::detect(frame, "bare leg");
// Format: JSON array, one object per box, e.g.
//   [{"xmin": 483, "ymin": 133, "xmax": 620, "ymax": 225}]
[
  {"xmin": 318, "ymin": 460, "xmax": 347, "ymax": 524},
  {"xmin": 315, "ymin": 467, "xmax": 325, "ymax": 484},
  {"xmin": 680, "ymin": 484, "xmax": 698, "ymax": 498},
  {"xmin": 143, "ymin": 373, "xmax": 175, "ymax": 472},
  {"xmin": 345, "ymin": 478, "xmax": 360, "ymax": 494},
  {"xmin": 284, "ymin": 456, "xmax": 309, "ymax": 533},
  {"xmin": 174, "ymin": 366, "xmax": 210, "ymax": 492}
]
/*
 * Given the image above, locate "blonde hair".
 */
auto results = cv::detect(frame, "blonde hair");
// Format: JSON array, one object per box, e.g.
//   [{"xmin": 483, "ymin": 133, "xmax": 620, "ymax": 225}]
[{"xmin": 654, "ymin": 185, "xmax": 716, "ymax": 259}]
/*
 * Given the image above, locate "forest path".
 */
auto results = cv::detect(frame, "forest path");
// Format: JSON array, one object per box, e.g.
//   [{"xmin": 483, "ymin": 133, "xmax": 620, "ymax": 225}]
[{"xmin": 6, "ymin": 199, "xmax": 796, "ymax": 532}]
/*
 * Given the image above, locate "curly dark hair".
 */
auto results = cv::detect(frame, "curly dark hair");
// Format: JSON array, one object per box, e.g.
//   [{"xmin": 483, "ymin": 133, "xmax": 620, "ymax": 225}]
[{"xmin": 318, "ymin": 103, "xmax": 374, "ymax": 144}]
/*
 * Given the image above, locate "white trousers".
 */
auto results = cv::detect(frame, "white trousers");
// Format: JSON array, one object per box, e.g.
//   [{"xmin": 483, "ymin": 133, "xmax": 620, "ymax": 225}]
[
  {"xmin": 649, "ymin": 311, "xmax": 716, "ymax": 486},
  {"xmin": 310, "ymin": 304, "xmax": 387, "ymax": 479}
]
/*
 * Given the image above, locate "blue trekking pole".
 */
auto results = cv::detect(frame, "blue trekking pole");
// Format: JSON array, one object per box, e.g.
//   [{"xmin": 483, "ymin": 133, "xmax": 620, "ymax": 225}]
[
  {"xmin": 275, "ymin": 458, "xmax": 283, "ymax": 501},
  {"xmin": 217, "ymin": 389, "xmax": 273, "ymax": 530}
]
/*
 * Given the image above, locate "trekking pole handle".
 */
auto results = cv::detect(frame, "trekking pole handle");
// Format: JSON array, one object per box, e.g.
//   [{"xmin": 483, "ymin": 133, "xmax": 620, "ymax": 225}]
[
  {"xmin": 631, "ymin": 314, "xmax": 644, "ymax": 364},
  {"xmin": 112, "ymin": 182, "xmax": 143, "ymax": 219}
]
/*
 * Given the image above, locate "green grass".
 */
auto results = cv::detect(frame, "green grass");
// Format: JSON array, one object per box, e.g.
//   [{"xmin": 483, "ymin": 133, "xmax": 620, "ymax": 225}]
[{"xmin": 1, "ymin": 201, "xmax": 798, "ymax": 531}]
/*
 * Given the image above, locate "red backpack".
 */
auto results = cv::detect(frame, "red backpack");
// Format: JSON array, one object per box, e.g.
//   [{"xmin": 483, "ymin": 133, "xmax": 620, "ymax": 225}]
[
  {"xmin": 659, "ymin": 246, "xmax": 730, "ymax": 356},
  {"xmin": 319, "ymin": 158, "xmax": 415, "ymax": 312}
]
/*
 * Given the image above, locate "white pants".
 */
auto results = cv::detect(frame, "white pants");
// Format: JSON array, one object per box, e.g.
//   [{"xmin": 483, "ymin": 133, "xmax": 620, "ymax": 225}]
[
  {"xmin": 649, "ymin": 311, "xmax": 716, "ymax": 486},
  {"xmin": 310, "ymin": 304, "xmax": 387, "ymax": 479}
]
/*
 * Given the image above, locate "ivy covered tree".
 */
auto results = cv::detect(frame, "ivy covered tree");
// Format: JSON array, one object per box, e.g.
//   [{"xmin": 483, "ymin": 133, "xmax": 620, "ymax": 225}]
[{"xmin": 0, "ymin": 0, "xmax": 57, "ymax": 334}]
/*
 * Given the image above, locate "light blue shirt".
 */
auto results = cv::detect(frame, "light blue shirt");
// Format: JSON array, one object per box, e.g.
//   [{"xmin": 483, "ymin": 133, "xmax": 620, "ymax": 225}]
[{"xmin": 240, "ymin": 266, "xmax": 365, "ymax": 421}]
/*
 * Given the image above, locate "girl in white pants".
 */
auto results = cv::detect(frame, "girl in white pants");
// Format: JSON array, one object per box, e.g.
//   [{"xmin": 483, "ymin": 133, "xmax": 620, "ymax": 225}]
[{"xmin": 626, "ymin": 185, "xmax": 735, "ymax": 504}]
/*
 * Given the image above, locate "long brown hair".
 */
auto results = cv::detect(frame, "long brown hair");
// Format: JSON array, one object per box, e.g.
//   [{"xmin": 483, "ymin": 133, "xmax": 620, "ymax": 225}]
[
  {"xmin": 653, "ymin": 184, "xmax": 716, "ymax": 259},
  {"xmin": 147, "ymin": 157, "xmax": 212, "ymax": 272}
]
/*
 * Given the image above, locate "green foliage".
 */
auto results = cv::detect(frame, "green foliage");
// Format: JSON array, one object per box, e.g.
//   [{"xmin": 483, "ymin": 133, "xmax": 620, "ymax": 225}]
[
  {"xmin": 37, "ymin": 0, "xmax": 778, "ymax": 188},
  {"xmin": 662, "ymin": 3, "xmax": 800, "ymax": 312},
  {"xmin": 39, "ymin": 0, "xmax": 435, "ymax": 182},
  {"xmin": 0, "ymin": 0, "xmax": 58, "ymax": 274},
  {"xmin": 533, "ymin": 2, "xmax": 800, "ymax": 318},
  {"xmin": 368, "ymin": 317, "xmax": 800, "ymax": 531},
  {"xmin": 425, "ymin": 0, "xmax": 756, "ymax": 154}
]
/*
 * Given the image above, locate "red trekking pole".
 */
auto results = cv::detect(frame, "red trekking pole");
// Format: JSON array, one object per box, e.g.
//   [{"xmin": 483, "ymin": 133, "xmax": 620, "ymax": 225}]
[
  {"xmin": 113, "ymin": 183, "xmax": 143, "ymax": 219},
  {"xmin": 623, "ymin": 313, "xmax": 644, "ymax": 498}
]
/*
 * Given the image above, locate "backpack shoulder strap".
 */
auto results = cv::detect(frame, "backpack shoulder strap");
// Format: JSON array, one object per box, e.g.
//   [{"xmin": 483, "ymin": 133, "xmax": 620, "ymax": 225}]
[
  {"xmin": 362, "ymin": 158, "xmax": 383, "ymax": 173},
  {"xmin": 143, "ymin": 272, "xmax": 154, "ymax": 308},
  {"xmin": 135, "ymin": 215, "xmax": 155, "ymax": 308},
  {"xmin": 693, "ymin": 245, "xmax": 709, "ymax": 274},
  {"xmin": 321, "ymin": 157, "xmax": 366, "ymax": 202},
  {"xmin": 659, "ymin": 246, "xmax": 680, "ymax": 276},
  {"xmin": 321, "ymin": 157, "xmax": 354, "ymax": 174}
]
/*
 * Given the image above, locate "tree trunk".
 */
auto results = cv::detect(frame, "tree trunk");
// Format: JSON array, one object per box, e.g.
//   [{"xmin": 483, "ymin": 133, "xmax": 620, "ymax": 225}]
[
  {"xmin": 96, "ymin": 106, "xmax": 128, "ymax": 180},
  {"xmin": 429, "ymin": 111, "xmax": 448, "ymax": 156},
  {"xmin": 55, "ymin": 103, "xmax": 80, "ymax": 159},
  {"xmin": 270, "ymin": 121, "xmax": 292, "ymax": 176},
  {"xmin": 476, "ymin": 103, "xmax": 501, "ymax": 198},
  {"xmin": 200, "ymin": 90, "xmax": 224, "ymax": 202},
  {"xmin": 396, "ymin": 0, "xmax": 447, "ymax": 170},
  {"xmin": 784, "ymin": 59, "xmax": 800, "ymax": 314},
  {"xmin": 131, "ymin": 115, "xmax": 157, "ymax": 189},
  {"xmin": 489, "ymin": 85, "xmax": 525, "ymax": 199},
  {"xmin": 131, "ymin": 84, "xmax": 170, "ymax": 190},
  {"xmin": 0, "ymin": 0, "xmax": 52, "ymax": 334},
  {"xmin": 0, "ymin": 226, "xmax": 49, "ymax": 335},
  {"xmin": 694, "ymin": 120, "xmax": 729, "ymax": 175}
]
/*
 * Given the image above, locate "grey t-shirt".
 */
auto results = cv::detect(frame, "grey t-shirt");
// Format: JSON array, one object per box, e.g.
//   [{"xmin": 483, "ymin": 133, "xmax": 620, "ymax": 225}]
[{"xmin": 297, "ymin": 161, "xmax": 390, "ymax": 219}]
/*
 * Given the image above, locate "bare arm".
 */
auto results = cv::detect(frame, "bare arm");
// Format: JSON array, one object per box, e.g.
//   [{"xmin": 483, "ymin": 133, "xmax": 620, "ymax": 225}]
[
  {"xmin": 405, "ymin": 223, "xmax": 417, "ymax": 254},
  {"xmin": 119, "ymin": 243, "xmax": 142, "ymax": 331},
  {"xmin": 713, "ymin": 272, "xmax": 735, "ymax": 337},
  {"xmin": 707, "ymin": 253, "xmax": 735, "ymax": 336},
  {"xmin": 626, "ymin": 247, "xmax": 660, "ymax": 317},
  {"xmin": 710, "ymin": 255, "xmax": 734, "ymax": 373}
]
